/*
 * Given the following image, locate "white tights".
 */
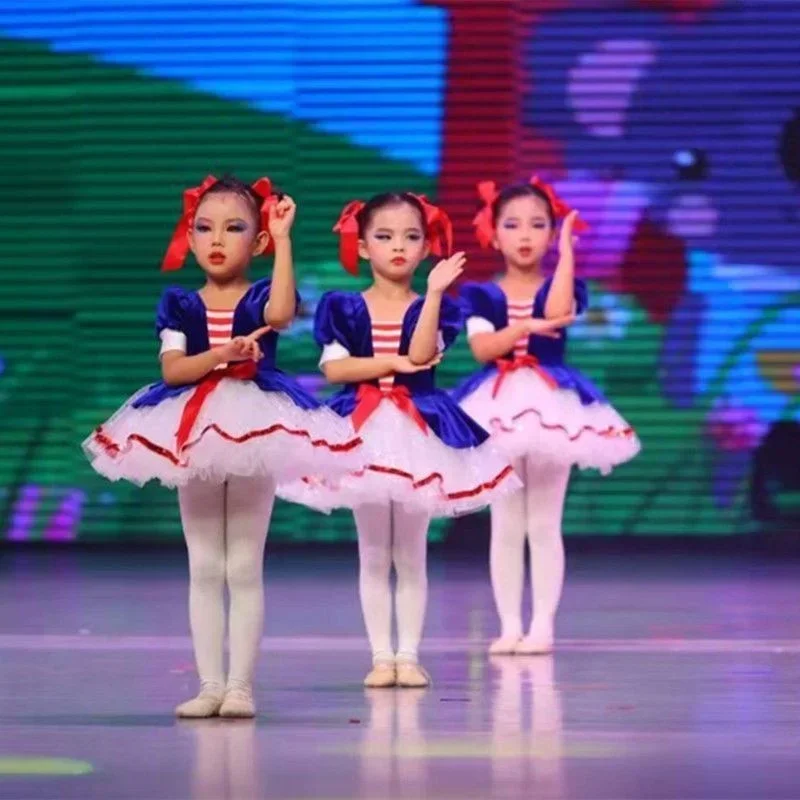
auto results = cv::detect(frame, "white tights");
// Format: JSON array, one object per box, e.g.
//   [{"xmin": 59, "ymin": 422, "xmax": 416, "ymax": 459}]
[
  {"xmin": 177, "ymin": 476, "xmax": 275, "ymax": 689},
  {"xmin": 490, "ymin": 459, "xmax": 571, "ymax": 639},
  {"xmin": 353, "ymin": 502, "xmax": 429, "ymax": 664}
]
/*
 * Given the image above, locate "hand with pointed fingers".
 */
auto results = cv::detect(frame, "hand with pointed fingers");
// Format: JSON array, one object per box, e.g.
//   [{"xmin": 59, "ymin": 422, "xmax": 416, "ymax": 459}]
[
  {"xmin": 217, "ymin": 325, "xmax": 272, "ymax": 363},
  {"xmin": 427, "ymin": 251, "xmax": 466, "ymax": 294}
]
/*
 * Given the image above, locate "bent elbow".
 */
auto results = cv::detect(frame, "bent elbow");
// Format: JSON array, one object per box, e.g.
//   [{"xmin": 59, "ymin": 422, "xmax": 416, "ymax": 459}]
[
  {"xmin": 320, "ymin": 363, "xmax": 340, "ymax": 383},
  {"xmin": 265, "ymin": 311, "xmax": 294, "ymax": 331}
]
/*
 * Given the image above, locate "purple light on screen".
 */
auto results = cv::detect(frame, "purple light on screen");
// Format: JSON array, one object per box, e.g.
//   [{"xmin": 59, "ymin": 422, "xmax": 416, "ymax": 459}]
[
  {"xmin": 44, "ymin": 490, "xmax": 85, "ymax": 542},
  {"xmin": 7, "ymin": 485, "xmax": 41, "ymax": 541}
]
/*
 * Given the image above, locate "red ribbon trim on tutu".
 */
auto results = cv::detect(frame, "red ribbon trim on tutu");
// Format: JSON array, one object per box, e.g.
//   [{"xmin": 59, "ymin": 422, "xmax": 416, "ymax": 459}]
[
  {"xmin": 92, "ymin": 427, "xmax": 121, "ymax": 457},
  {"xmin": 92, "ymin": 421, "xmax": 362, "ymax": 469},
  {"xmin": 352, "ymin": 384, "xmax": 428, "ymax": 435},
  {"xmin": 365, "ymin": 463, "xmax": 514, "ymax": 499},
  {"xmin": 492, "ymin": 355, "xmax": 558, "ymax": 399},
  {"xmin": 489, "ymin": 408, "xmax": 636, "ymax": 442},
  {"xmin": 175, "ymin": 361, "xmax": 258, "ymax": 452},
  {"xmin": 302, "ymin": 463, "xmax": 516, "ymax": 502}
]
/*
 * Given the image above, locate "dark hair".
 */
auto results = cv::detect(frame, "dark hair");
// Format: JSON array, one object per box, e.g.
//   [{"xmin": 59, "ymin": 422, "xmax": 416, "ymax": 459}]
[
  {"xmin": 492, "ymin": 183, "xmax": 555, "ymax": 227},
  {"xmin": 199, "ymin": 175, "xmax": 272, "ymax": 227},
  {"xmin": 356, "ymin": 192, "xmax": 428, "ymax": 238}
]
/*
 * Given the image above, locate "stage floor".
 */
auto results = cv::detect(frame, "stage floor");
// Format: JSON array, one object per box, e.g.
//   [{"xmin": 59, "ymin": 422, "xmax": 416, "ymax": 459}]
[{"xmin": 1, "ymin": 547, "xmax": 799, "ymax": 799}]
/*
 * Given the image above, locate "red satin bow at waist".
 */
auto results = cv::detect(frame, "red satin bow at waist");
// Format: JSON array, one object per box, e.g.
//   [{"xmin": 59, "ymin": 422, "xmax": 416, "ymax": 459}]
[
  {"xmin": 352, "ymin": 384, "xmax": 428, "ymax": 435},
  {"xmin": 492, "ymin": 355, "xmax": 558, "ymax": 399},
  {"xmin": 175, "ymin": 361, "xmax": 257, "ymax": 452}
]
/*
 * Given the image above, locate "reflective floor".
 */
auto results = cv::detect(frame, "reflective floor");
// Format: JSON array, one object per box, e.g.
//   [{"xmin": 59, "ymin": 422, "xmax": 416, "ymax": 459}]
[{"xmin": 1, "ymin": 548, "xmax": 799, "ymax": 799}]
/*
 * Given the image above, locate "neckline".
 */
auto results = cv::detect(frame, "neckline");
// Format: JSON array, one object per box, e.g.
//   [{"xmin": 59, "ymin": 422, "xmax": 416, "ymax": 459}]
[
  {"xmin": 359, "ymin": 292, "xmax": 420, "ymax": 329},
  {"xmin": 196, "ymin": 285, "xmax": 251, "ymax": 314},
  {"xmin": 496, "ymin": 278, "xmax": 545, "ymax": 306}
]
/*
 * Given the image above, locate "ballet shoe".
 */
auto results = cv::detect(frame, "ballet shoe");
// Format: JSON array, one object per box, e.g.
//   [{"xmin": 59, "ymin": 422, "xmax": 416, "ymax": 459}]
[
  {"xmin": 364, "ymin": 661, "xmax": 397, "ymax": 688},
  {"xmin": 396, "ymin": 660, "xmax": 431, "ymax": 688}
]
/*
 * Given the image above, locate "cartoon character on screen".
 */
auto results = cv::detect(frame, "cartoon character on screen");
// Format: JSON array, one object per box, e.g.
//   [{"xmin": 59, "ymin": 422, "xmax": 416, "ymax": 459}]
[
  {"xmin": 453, "ymin": 177, "xmax": 641, "ymax": 655},
  {"xmin": 84, "ymin": 175, "xmax": 361, "ymax": 718},
  {"xmin": 280, "ymin": 192, "xmax": 520, "ymax": 688}
]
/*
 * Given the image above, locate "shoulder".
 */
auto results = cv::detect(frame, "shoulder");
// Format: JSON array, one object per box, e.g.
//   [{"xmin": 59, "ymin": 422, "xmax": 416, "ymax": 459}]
[
  {"xmin": 248, "ymin": 276, "xmax": 273, "ymax": 295},
  {"xmin": 458, "ymin": 281, "xmax": 505, "ymax": 321},
  {"xmin": 243, "ymin": 277, "xmax": 273, "ymax": 305},
  {"xmin": 313, "ymin": 291, "xmax": 364, "ymax": 346},
  {"xmin": 317, "ymin": 290, "xmax": 363, "ymax": 317},
  {"xmin": 439, "ymin": 293, "xmax": 463, "ymax": 320},
  {"xmin": 459, "ymin": 280, "xmax": 505, "ymax": 306},
  {"xmin": 159, "ymin": 285, "xmax": 192, "ymax": 306},
  {"xmin": 156, "ymin": 286, "xmax": 194, "ymax": 328}
]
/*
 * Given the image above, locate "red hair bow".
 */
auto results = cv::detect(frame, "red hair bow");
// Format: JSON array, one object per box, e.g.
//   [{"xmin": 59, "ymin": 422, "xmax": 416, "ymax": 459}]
[
  {"xmin": 161, "ymin": 175, "xmax": 278, "ymax": 272},
  {"xmin": 250, "ymin": 176, "xmax": 279, "ymax": 257},
  {"xmin": 472, "ymin": 175, "xmax": 588, "ymax": 249},
  {"xmin": 333, "ymin": 194, "xmax": 453, "ymax": 276},
  {"xmin": 407, "ymin": 193, "xmax": 454, "ymax": 261},
  {"xmin": 332, "ymin": 200, "xmax": 367, "ymax": 276},
  {"xmin": 529, "ymin": 175, "xmax": 588, "ymax": 234},
  {"xmin": 473, "ymin": 180, "xmax": 501, "ymax": 249}
]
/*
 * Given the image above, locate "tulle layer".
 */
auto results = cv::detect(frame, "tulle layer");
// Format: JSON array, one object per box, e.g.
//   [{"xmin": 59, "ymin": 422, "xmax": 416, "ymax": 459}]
[
  {"xmin": 458, "ymin": 368, "xmax": 640, "ymax": 475},
  {"xmin": 84, "ymin": 380, "xmax": 362, "ymax": 488},
  {"xmin": 278, "ymin": 400, "xmax": 521, "ymax": 517}
]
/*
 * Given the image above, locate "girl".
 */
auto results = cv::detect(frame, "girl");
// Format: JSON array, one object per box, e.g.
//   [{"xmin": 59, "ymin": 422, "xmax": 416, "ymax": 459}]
[
  {"xmin": 280, "ymin": 192, "xmax": 525, "ymax": 689},
  {"xmin": 84, "ymin": 175, "xmax": 361, "ymax": 718},
  {"xmin": 453, "ymin": 176, "xmax": 641, "ymax": 655}
]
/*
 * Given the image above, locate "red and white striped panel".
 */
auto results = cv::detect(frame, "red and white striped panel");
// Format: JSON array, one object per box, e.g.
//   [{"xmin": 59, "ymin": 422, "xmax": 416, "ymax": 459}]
[
  {"xmin": 507, "ymin": 300, "xmax": 533, "ymax": 357},
  {"xmin": 206, "ymin": 309, "xmax": 235, "ymax": 368},
  {"xmin": 206, "ymin": 309, "xmax": 235, "ymax": 350},
  {"xmin": 372, "ymin": 321, "xmax": 403, "ymax": 391}
]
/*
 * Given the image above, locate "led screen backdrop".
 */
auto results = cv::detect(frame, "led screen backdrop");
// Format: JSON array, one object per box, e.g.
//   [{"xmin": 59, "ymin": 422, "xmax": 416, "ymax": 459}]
[{"xmin": 0, "ymin": 1, "xmax": 797, "ymax": 541}]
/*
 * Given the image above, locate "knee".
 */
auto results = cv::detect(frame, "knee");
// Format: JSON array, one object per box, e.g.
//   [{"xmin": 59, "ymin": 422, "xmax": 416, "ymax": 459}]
[
  {"xmin": 527, "ymin": 520, "xmax": 563, "ymax": 548},
  {"xmin": 492, "ymin": 523, "xmax": 527, "ymax": 550},
  {"xmin": 359, "ymin": 544, "xmax": 392, "ymax": 580},
  {"xmin": 225, "ymin": 557, "xmax": 263, "ymax": 592},
  {"xmin": 189, "ymin": 552, "xmax": 226, "ymax": 589},
  {"xmin": 392, "ymin": 546, "xmax": 427, "ymax": 585}
]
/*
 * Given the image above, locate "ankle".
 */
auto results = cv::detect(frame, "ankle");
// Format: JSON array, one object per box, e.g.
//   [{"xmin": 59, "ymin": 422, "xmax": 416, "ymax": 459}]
[
  {"xmin": 529, "ymin": 616, "xmax": 555, "ymax": 634},
  {"xmin": 225, "ymin": 678, "xmax": 253, "ymax": 696},
  {"xmin": 395, "ymin": 651, "xmax": 418, "ymax": 665},
  {"xmin": 372, "ymin": 651, "xmax": 395, "ymax": 666},
  {"xmin": 500, "ymin": 619, "xmax": 523, "ymax": 640}
]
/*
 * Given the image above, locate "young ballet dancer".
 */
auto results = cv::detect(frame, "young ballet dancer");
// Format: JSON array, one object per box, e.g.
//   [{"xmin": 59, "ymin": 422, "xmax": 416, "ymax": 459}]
[
  {"xmin": 84, "ymin": 175, "xmax": 361, "ymax": 717},
  {"xmin": 453, "ymin": 176, "xmax": 641, "ymax": 655},
  {"xmin": 280, "ymin": 191, "xmax": 528, "ymax": 688}
]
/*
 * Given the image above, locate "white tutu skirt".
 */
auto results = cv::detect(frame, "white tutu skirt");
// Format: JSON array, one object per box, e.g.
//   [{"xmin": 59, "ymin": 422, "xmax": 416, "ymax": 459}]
[
  {"xmin": 278, "ymin": 401, "xmax": 521, "ymax": 517},
  {"xmin": 84, "ymin": 380, "xmax": 362, "ymax": 488},
  {"xmin": 459, "ymin": 368, "xmax": 640, "ymax": 475}
]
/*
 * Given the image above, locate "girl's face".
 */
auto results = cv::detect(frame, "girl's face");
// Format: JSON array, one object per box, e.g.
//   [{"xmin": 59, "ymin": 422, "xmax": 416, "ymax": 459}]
[
  {"xmin": 188, "ymin": 191, "xmax": 268, "ymax": 281},
  {"xmin": 493, "ymin": 194, "xmax": 555, "ymax": 271},
  {"xmin": 358, "ymin": 202, "xmax": 430, "ymax": 283}
]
